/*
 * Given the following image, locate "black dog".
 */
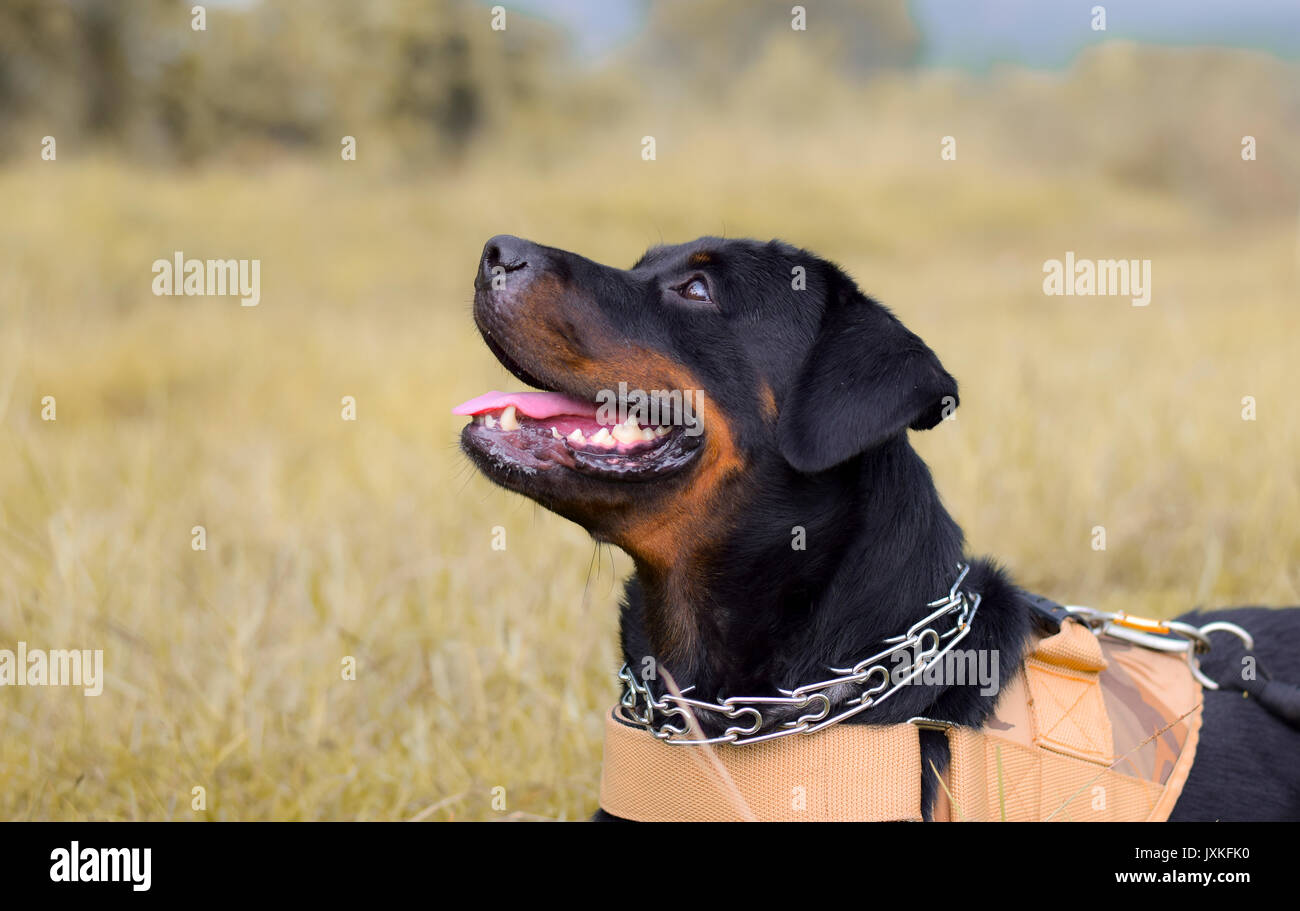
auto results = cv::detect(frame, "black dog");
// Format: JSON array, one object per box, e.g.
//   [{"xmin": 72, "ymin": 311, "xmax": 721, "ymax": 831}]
[{"xmin": 457, "ymin": 234, "xmax": 1300, "ymax": 821}]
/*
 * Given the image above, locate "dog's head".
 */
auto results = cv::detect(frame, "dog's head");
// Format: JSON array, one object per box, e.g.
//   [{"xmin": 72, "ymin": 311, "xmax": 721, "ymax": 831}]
[{"xmin": 456, "ymin": 234, "xmax": 957, "ymax": 574}]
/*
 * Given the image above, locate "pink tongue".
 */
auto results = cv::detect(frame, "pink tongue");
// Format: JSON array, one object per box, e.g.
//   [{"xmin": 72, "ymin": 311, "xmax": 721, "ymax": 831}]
[{"xmin": 452, "ymin": 390, "xmax": 597, "ymax": 420}]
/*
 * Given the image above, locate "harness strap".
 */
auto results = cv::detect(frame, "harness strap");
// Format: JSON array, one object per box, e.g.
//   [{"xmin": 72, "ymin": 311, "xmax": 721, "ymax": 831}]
[
  {"xmin": 599, "ymin": 618, "xmax": 1204, "ymax": 822},
  {"xmin": 600, "ymin": 708, "xmax": 924, "ymax": 821},
  {"xmin": 940, "ymin": 619, "xmax": 1199, "ymax": 821},
  {"xmin": 1021, "ymin": 591, "xmax": 1073, "ymax": 634}
]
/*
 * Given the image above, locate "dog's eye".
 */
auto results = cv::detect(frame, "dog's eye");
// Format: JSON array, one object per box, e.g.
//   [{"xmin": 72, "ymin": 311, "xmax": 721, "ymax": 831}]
[{"xmin": 676, "ymin": 278, "xmax": 712, "ymax": 303}]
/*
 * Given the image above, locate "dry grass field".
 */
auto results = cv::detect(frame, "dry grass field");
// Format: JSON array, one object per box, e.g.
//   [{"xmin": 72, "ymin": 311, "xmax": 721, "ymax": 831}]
[{"xmin": 1, "ymin": 50, "xmax": 1298, "ymax": 820}]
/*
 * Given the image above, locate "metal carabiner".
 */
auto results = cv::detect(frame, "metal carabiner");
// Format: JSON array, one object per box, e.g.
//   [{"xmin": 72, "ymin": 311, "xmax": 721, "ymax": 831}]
[
  {"xmin": 1198, "ymin": 620, "xmax": 1255, "ymax": 651},
  {"xmin": 1187, "ymin": 620, "xmax": 1256, "ymax": 690},
  {"xmin": 1065, "ymin": 605, "xmax": 1258, "ymax": 691}
]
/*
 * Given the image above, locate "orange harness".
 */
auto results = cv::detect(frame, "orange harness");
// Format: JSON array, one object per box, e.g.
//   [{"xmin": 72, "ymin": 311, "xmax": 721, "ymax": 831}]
[{"xmin": 599, "ymin": 618, "xmax": 1203, "ymax": 821}]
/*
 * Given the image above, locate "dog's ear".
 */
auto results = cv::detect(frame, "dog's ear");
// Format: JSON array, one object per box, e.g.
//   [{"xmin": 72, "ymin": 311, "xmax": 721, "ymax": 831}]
[{"xmin": 778, "ymin": 279, "xmax": 958, "ymax": 473}]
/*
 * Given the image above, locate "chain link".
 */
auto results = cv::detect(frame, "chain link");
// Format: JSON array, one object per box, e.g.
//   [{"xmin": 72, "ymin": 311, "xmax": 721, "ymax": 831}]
[{"xmin": 617, "ymin": 563, "xmax": 982, "ymax": 745}]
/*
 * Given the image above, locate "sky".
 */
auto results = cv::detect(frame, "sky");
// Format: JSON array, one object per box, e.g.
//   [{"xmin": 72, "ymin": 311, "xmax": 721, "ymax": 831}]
[{"xmin": 500, "ymin": 0, "xmax": 1300, "ymax": 69}]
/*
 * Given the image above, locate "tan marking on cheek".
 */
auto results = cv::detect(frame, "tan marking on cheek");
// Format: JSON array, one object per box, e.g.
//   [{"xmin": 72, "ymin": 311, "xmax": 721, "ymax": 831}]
[
  {"xmin": 599, "ymin": 351, "xmax": 746, "ymax": 662},
  {"xmin": 622, "ymin": 400, "xmax": 742, "ymax": 570}
]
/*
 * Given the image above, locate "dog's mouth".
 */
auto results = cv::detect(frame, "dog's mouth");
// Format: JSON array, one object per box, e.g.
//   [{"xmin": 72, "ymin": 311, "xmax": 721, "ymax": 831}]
[{"xmin": 454, "ymin": 358, "xmax": 703, "ymax": 482}]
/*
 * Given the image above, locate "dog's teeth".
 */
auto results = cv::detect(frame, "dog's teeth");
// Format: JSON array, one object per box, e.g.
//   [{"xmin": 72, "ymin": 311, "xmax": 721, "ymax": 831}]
[
  {"xmin": 611, "ymin": 418, "xmax": 645, "ymax": 445},
  {"xmin": 485, "ymin": 414, "xmax": 498, "ymax": 430},
  {"xmin": 551, "ymin": 426, "xmax": 561, "ymax": 439},
  {"xmin": 591, "ymin": 427, "xmax": 615, "ymax": 448},
  {"xmin": 567, "ymin": 428, "xmax": 586, "ymax": 445},
  {"xmin": 499, "ymin": 405, "xmax": 519, "ymax": 432},
  {"xmin": 639, "ymin": 427, "xmax": 657, "ymax": 441},
  {"xmin": 654, "ymin": 426, "xmax": 670, "ymax": 437}
]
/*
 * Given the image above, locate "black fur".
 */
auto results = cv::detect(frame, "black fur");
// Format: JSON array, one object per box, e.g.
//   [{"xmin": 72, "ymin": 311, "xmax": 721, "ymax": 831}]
[{"xmin": 461, "ymin": 235, "xmax": 1300, "ymax": 822}]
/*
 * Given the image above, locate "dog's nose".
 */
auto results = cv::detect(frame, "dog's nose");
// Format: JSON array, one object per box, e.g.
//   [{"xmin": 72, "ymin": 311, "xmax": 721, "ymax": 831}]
[{"xmin": 479, "ymin": 234, "xmax": 531, "ymax": 289}]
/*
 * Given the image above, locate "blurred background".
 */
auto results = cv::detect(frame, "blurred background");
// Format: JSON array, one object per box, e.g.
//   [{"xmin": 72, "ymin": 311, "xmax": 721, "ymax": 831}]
[{"xmin": 1, "ymin": 0, "xmax": 1297, "ymax": 820}]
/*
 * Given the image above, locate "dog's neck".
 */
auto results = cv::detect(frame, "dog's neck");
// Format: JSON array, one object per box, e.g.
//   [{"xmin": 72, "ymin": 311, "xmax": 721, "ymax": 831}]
[{"xmin": 619, "ymin": 435, "xmax": 1030, "ymax": 727}]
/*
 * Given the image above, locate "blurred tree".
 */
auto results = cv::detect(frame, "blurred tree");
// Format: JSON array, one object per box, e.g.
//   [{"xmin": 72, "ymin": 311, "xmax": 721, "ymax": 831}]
[
  {"xmin": 0, "ymin": 0, "xmax": 567, "ymax": 164},
  {"xmin": 635, "ymin": 0, "xmax": 920, "ymax": 87}
]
